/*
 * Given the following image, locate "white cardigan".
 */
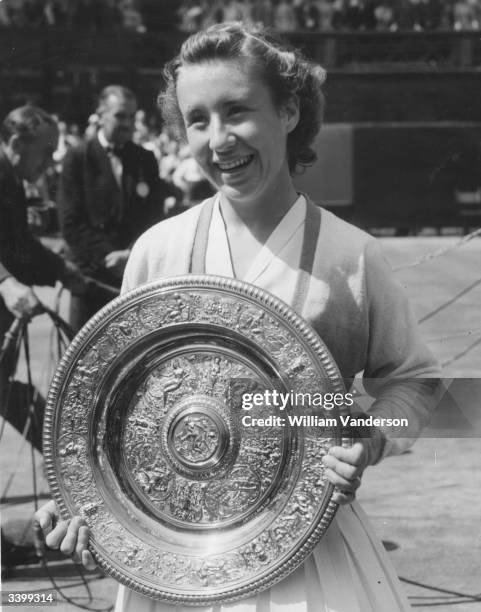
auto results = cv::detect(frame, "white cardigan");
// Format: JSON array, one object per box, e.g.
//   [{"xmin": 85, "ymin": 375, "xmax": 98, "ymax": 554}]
[{"xmin": 122, "ymin": 199, "xmax": 440, "ymax": 461}]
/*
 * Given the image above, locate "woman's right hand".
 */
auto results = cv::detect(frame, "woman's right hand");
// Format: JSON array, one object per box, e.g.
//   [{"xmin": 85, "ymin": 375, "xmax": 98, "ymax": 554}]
[{"xmin": 34, "ymin": 500, "xmax": 97, "ymax": 570}]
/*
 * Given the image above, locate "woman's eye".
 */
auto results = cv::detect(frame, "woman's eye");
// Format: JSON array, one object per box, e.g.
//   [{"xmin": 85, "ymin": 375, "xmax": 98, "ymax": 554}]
[
  {"xmin": 187, "ymin": 114, "xmax": 207, "ymax": 128},
  {"xmin": 229, "ymin": 106, "xmax": 247, "ymax": 116}
]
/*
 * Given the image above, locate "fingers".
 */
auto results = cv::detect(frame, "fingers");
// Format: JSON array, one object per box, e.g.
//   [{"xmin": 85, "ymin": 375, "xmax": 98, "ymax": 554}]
[
  {"xmin": 43, "ymin": 516, "xmax": 82, "ymax": 552},
  {"xmin": 34, "ymin": 501, "xmax": 96, "ymax": 570},
  {"xmin": 81, "ymin": 550, "xmax": 97, "ymax": 571},
  {"xmin": 331, "ymin": 489, "xmax": 356, "ymax": 506},
  {"xmin": 59, "ymin": 516, "xmax": 86, "ymax": 555},
  {"xmin": 323, "ymin": 466, "xmax": 362, "ymax": 492},
  {"xmin": 34, "ymin": 500, "xmax": 57, "ymax": 535},
  {"xmin": 323, "ymin": 443, "xmax": 366, "ymax": 505},
  {"xmin": 45, "ymin": 519, "xmax": 69, "ymax": 550},
  {"xmin": 328, "ymin": 442, "xmax": 367, "ymax": 468},
  {"xmin": 74, "ymin": 525, "xmax": 98, "ymax": 570},
  {"xmin": 75, "ymin": 525, "xmax": 90, "ymax": 560}
]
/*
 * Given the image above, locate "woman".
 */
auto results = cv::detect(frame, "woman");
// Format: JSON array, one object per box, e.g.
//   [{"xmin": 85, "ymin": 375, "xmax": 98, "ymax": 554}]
[{"xmin": 36, "ymin": 22, "xmax": 439, "ymax": 611}]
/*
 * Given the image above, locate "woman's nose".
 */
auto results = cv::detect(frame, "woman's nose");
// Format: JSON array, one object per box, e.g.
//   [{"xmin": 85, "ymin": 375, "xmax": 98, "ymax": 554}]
[{"xmin": 208, "ymin": 119, "xmax": 235, "ymax": 152}]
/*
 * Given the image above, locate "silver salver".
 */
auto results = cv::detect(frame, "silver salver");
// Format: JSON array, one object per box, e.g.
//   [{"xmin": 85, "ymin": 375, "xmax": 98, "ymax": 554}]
[{"xmin": 43, "ymin": 275, "xmax": 350, "ymax": 605}]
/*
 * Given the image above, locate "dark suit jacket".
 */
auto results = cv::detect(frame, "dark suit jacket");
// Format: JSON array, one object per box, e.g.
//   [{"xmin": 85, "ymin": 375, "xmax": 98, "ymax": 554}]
[
  {"xmin": 0, "ymin": 151, "xmax": 65, "ymax": 338},
  {"xmin": 57, "ymin": 136, "xmax": 173, "ymax": 285}
]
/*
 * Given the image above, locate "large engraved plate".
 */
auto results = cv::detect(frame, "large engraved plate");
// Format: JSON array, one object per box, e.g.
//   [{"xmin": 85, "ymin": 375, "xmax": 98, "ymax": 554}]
[{"xmin": 43, "ymin": 275, "xmax": 349, "ymax": 605}]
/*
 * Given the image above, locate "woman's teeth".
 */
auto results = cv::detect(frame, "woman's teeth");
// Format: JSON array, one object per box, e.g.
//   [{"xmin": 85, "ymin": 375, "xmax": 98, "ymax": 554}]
[{"xmin": 217, "ymin": 155, "xmax": 252, "ymax": 171}]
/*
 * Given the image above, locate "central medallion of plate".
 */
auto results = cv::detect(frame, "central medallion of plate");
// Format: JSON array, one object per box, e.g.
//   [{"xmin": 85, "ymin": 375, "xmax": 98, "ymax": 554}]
[
  {"xmin": 172, "ymin": 410, "xmax": 222, "ymax": 464},
  {"xmin": 163, "ymin": 395, "xmax": 231, "ymax": 474},
  {"xmin": 122, "ymin": 349, "xmax": 287, "ymax": 529}
]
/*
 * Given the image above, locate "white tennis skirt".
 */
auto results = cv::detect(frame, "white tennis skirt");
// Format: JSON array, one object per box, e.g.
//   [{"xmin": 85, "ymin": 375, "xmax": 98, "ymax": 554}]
[{"xmin": 114, "ymin": 501, "xmax": 411, "ymax": 612}]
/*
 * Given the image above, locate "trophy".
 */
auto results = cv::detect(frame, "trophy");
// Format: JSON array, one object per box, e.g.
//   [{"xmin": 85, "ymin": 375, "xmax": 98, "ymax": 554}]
[{"xmin": 44, "ymin": 275, "xmax": 349, "ymax": 604}]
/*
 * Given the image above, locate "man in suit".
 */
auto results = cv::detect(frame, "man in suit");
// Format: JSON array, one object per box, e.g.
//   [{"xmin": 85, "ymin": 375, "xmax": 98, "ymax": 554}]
[
  {"xmin": 0, "ymin": 106, "xmax": 88, "ymax": 570},
  {"xmin": 58, "ymin": 85, "xmax": 177, "ymax": 331},
  {"xmin": 0, "ymin": 105, "xmax": 86, "ymax": 446}
]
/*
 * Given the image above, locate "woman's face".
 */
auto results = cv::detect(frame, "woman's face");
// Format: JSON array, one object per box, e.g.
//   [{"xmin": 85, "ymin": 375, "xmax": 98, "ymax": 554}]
[{"xmin": 176, "ymin": 59, "xmax": 298, "ymax": 208}]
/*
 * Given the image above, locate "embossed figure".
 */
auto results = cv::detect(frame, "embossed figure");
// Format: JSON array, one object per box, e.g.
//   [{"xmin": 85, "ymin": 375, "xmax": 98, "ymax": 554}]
[
  {"xmin": 37, "ymin": 22, "xmax": 440, "ymax": 612},
  {"xmin": 160, "ymin": 293, "xmax": 187, "ymax": 322},
  {"xmin": 145, "ymin": 362, "xmax": 187, "ymax": 409},
  {"xmin": 174, "ymin": 415, "xmax": 218, "ymax": 462}
]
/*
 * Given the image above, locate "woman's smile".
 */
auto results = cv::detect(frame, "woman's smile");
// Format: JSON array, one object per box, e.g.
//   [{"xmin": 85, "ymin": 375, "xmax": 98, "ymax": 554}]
[{"xmin": 214, "ymin": 154, "xmax": 255, "ymax": 173}]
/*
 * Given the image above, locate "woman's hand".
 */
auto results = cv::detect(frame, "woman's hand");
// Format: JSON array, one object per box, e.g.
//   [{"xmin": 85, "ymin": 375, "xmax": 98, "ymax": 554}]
[
  {"xmin": 34, "ymin": 500, "xmax": 97, "ymax": 570},
  {"xmin": 322, "ymin": 442, "xmax": 368, "ymax": 505}
]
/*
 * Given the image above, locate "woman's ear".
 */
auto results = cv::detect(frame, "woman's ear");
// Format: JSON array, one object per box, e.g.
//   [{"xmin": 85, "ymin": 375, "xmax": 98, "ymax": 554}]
[{"xmin": 284, "ymin": 95, "xmax": 300, "ymax": 134}]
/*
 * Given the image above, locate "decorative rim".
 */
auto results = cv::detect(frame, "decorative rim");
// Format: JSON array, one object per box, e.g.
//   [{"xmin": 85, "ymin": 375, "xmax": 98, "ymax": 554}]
[{"xmin": 43, "ymin": 274, "xmax": 349, "ymax": 605}]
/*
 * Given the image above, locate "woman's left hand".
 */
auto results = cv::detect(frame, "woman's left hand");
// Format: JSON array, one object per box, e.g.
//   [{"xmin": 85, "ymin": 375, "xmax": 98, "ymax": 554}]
[{"xmin": 322, "ymin": 442, "xmax": 368, "ymax": 505}]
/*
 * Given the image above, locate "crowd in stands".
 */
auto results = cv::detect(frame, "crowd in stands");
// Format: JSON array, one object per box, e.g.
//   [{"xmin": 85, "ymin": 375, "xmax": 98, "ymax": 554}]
[
  {"xmin": 177, "ymin": 0, "xmax": 481, "ymax": 33},
  {"xmin": 0, "ymin": 0, "xmax": 146, "ymax": 32},
  {"xmin": 1, "ymin": 0, "xmax": 481, "ymax": 32}
]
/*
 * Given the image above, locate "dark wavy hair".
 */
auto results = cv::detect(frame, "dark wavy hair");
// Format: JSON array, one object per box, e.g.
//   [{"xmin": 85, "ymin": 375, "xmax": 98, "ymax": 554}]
[{"xmin": 159, "ymin": 22, "xmax": 326, "ymax": 174}]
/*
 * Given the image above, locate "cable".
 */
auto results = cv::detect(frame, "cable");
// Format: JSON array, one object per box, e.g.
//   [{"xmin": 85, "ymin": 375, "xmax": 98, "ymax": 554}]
[
  {"xmin": 83, "ymin": 276, "xmax": 119, "ymax": 297},
  {"xmin": 34, "ymin": 526, "xmax": 113, "ymax": 612},
  {"xmin": 401, "ymin": 575, "xmax": 481, "ymax": 603},
  {"xmin": 425, "ymin": 328, "xmax": 481, "ymax": 343},
  {"xmin": 0, "ymin": 319, "xmax": 26, "ymax": 445},
  {"xmin": 402, "ymin": 576, "xmax": 481, "ymax": 598},
  {"xmin": 2, "ymin": 309, "xmax": 112, "ymax": 612},
  {"xmin": 393, "ymin": 226, "xmax": 481, "ymax": 271},
  {"xmin": 23, "ymin": 327, "xmax": 40, "ymax": 514},
  {"xmin": 441, "ymin": 334, "xmax": 481, "ymax": 368},
  {"xmin": 418, "ymin": 276, "xmax": 481, "ymax": 325}
]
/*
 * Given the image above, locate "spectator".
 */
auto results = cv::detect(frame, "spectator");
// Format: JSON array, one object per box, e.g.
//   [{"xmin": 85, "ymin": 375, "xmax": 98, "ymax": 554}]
[
  {"xmin": 453, "ymin": 0, "xmax": 480, "ymax": 29},
  {"xmin": 222, "ymin": 0, "xmax": 248, "ymax": 21},
  {"xmin": 273, "ymin": 0, "xmax": 298, "ymax": 31},
  {"xmin": 57, "ymin": 85, "xmax": 178, "ymax": 331},
  {"xmin": 0, "ymin": 0, "xmax": 11, "ymax": 25},
  {"xmin": 0, "ymin": 105, "xmax": 85, "ymax": 452},
  {"xmin": 84, "ymin": 113, "xmax": 100, "ymax": 140},
  {"xmin": 172, "ymin": 145, "xmax": 214, "ymax": 207},
  {"xmin": 52, "ymin": 119, "xmax": 74, "ymax": 172},
  {"xmin": 133, "ymin": 109, "xmax": 150, "ymax": 146},
  {"xmin": 296, "ymin": 0, "xmax": 321, "ymax": 29},
  {"xmin": 201, "ymin": 0, "xmax": 225, "ymax": 26},
  {"xmin": 119, "ymin": 0, "xmax": 146, "ymax": 33},
  {"xmin": 375, "ymin": 2, "xmax": 396, "ymax": 30},
  {"xmin": 317, "ymin": 0, "xmax": 336, "ymax": 30},
  {"xmin": 67, "ymin": 123, "xmax": 83, "ymax": 148},
  {"xmin": 159, "ymin": 136, "xmax": 181, "ymax": 183},
  {"xmin": 250, "ymin": 0, "xmax": 274, "ymax": 26},
  {"xmin": 177, "ymin": 0, "xmax": 205, "ymax": 32}
]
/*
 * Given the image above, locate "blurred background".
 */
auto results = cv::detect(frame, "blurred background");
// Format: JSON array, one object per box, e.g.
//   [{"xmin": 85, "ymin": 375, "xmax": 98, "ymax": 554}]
[
  {"xmin": 1, "ymin": 2, "xmax": 481, "ymax": 611},
  {"xmin": 2, "ymin": 0, "xmax": 481, "ymax": 232}
]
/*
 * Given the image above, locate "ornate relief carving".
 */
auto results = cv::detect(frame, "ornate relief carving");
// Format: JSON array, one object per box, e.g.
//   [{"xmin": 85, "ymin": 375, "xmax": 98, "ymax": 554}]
[{"xmin": 44, "ymin": 276, "xmax": 346, "ymax": 604}]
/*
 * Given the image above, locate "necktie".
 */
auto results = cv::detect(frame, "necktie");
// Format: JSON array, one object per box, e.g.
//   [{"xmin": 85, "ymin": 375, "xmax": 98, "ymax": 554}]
[
  {"xmin": 106, "ymin": 146, "xmax": 125, "ymax": 219},
  {"xmin": 106, "ymin": 146, "xmax": 123, "ymax": 188}
]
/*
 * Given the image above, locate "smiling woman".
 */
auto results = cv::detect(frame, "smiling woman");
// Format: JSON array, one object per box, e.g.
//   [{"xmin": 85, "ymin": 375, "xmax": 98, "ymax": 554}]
[
  {"xmin": 35, "ymin": 21, "xmax": 440, "ymax": 612},
  {"xmin": 175, "ymin": 59, "xmax": 298, "ymax": 216}
]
